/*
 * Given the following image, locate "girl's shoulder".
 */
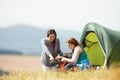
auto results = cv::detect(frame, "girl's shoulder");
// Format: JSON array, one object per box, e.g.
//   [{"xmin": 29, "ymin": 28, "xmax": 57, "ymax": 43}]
[
  {"xmin": 75, "ymin": 46, "xmax": 82, "ymax": 52},
  {"xmin": 56, "ymin": 37, "xmax": 59, "ymax": 40},
  {"xmin": 75, "ymin": 46, "xmax": 81, "ymax": 49},
  {"xmin": 55, "ymin": 38, "xmax": 60, "ymax": 41},
  {"xmin": 41, "ymin": 38, "xmax": 49, "ymax": 43}
]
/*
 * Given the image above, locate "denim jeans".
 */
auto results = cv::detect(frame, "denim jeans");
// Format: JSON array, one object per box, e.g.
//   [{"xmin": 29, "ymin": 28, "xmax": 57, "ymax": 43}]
[
  {"xmin": 64, "ymin": 59, "xmax": 90, "ymax": 71},
  {"xmin": 76, "ymin": 59, "xmax": 91, "ymax": 71},
  {"xmin": 64, "ymin": 63, "xmax": 77, "ymax": 70}
]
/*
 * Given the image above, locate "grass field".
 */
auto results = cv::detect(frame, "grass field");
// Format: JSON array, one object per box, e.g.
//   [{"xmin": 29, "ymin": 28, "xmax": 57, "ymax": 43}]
[
  {"xmin": 0, "ymin": 55, "xmax": 41, "ymax": 72},
  {"xmin": 0, "ymin": 55, "xmax": 120, "ymax": 80}
]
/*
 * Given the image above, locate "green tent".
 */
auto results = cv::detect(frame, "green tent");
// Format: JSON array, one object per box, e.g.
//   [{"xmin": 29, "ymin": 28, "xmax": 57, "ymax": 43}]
[{"xmin": 80, "ymin": 22, "xmax": 120, "ymax": 69}]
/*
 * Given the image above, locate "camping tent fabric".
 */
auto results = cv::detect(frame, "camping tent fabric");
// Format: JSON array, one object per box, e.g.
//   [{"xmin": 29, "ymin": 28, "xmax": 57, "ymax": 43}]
[
  {"xmin": 80, "ymin": 22, "xmax": 120, "ymax": 68},
  {"xmin": 85, "ymin": 43, "xmax": 105, "ymax": 65},
  {"xmin": 85, "ymin": 32, "xmax": 98, "ymax": 48},
  {"xmin": 84, "ymin": 32, "xmax": 105, "ymax": 65}
]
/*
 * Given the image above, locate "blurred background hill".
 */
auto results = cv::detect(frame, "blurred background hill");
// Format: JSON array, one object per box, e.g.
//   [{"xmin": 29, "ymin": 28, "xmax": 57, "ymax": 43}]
[{"xmin": 0, "ymin": 25, "xmax": 81, "ymax": 55}]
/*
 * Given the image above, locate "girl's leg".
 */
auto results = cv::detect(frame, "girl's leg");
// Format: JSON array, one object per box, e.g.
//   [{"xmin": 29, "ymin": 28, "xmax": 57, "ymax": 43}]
[
  {"xmin": 65, "ymin": 63, "xmax": 77, "ymax": 71},
  {"xmin": 41, "ymin": 64, "xmax": 50, "ymax": 72}
]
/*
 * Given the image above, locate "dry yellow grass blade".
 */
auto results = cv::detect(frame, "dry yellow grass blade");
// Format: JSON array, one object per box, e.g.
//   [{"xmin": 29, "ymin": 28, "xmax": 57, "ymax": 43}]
[{"xmin": 0, "ymin": 55, "xmax": 120, "ymax": 80}]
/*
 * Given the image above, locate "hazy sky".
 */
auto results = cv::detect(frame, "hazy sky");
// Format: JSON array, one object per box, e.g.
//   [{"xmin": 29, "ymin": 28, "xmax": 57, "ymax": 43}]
[{"xmin": 0, "ymin": 0, "xmax": 120, "ymax": 32}]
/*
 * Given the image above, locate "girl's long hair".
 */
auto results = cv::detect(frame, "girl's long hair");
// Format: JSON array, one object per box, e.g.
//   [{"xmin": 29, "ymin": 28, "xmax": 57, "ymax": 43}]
[
  {"xmin": 66, "ymin": 38, "xmax": 82, "ymax": 52},
  {"xmin": 47, "ymin": 29, "xmax": 57, "ymax": 43}
]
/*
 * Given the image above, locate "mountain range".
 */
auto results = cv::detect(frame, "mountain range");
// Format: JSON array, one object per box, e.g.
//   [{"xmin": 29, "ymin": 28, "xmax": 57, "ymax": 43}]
[{"xmin": 0, "ymin": 24, "xmax": 81, "ymax": 55}]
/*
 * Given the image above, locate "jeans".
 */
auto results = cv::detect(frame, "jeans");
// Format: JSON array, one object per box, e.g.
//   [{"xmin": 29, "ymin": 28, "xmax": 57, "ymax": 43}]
[
  {"xmin": 65, "ymin": 59, "xmax": 91, "ymax": 71},
  {"xmin": 64, "ymin": 63, "xmax": 77, "ymax": 70},
  {"xmin": 76, "ymin": 59, "xmax": 91, "ymax": 71}
]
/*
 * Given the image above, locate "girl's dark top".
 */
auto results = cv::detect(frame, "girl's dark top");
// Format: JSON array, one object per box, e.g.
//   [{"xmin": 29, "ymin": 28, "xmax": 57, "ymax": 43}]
[{"xmin": 40, "ymin": 38, "xmax": 63, "ymax": 66}]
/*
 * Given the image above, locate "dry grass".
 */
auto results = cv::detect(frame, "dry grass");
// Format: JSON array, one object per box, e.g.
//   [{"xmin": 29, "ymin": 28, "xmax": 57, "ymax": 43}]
[
  {"xmin": 0, "ymin": 55, "xmax": 120, "ymax": 80},
  {"xmin": 0, "ymin": 55, "xmax": 41, "ymax": 71}
]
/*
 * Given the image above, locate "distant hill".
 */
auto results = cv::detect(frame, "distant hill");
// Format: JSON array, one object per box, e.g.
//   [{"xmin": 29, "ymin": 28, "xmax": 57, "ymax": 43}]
[
  {"xmin": 0, "ymin": 25, "xmax": 81, "ymax": 55},
  {"xmin": 0, "ymin": 49, "xmax": 23, "ymax": 55}
]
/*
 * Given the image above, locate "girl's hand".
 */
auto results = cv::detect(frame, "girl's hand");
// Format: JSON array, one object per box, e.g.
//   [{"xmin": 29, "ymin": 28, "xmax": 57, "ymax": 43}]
[
  {"xmin": 49, "ymin": 56, "xmax": 54, "ymax": 61},
  {"xmin": 61, "ymin": 57, "xmax": 66, "ymax": 62},
  {"xmin": 55, "ymin": 56, "xmax": 62, "ymax": 60}
]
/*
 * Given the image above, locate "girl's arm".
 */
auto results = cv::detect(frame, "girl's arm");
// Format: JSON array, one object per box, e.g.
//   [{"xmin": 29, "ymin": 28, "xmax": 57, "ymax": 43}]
[
  {"xmin": 61, "ymin": 46, "xmax": 82, "ymax": 63},
  {"xmin": 41, "ymin": 39, "xmax": 54, "ymax": 60},
  {"xmin": 56, "ymin": 38, "xmax": 63, "ymax": 56}
]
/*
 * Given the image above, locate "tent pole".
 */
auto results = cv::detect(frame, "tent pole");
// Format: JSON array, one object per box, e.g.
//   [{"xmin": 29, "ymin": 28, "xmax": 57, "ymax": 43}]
[
  {"xmin": 97, "ymin": 39, "xmax": 107, "ymax": 70},
  {"xmin": 102, "ymin": 58, "xmax": 107, "ymax": 70}
]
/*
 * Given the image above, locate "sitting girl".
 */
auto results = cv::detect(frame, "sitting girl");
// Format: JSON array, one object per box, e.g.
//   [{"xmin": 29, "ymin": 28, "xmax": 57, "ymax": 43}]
[{"xmin": 56, "ymin": 38, "xmax": 91, "ymax": 71}]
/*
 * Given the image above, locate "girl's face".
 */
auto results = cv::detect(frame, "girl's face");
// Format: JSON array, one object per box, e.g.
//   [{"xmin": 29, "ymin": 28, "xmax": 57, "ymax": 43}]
[
  {"xmin": 66, "ymin": 43, "xmax": 75, "ymax": 50},
  {"xmin": 48, "ymin": 34, "xmax": 56, "ymax": 42}
]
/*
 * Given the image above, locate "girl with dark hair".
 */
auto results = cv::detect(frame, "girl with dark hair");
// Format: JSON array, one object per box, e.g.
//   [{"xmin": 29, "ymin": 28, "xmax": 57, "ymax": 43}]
[
  {"xmin": 40, "ymin": 29, "xmax": 63, "ymax": 72},
  {"xmin": 56, "ymin": 37, "xmax": 90, "ymax": 71}
]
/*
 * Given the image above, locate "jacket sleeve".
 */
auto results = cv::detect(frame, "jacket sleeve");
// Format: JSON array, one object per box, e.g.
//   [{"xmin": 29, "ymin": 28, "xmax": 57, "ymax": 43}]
[
  {"xmin": 41, "ymin": 39, "xmax": 51, "ymax": 56},
  {"xmin": 57, "ymin": 38, "xmax": 63, "ymax": 56}
]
